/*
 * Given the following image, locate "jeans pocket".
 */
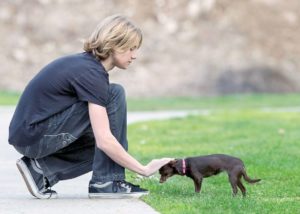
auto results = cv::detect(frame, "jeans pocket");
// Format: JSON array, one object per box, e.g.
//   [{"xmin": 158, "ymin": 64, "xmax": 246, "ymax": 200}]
[
  {"xmin": 37, "ymin": 133, "xmax": 78, "ymax": 158},
  {"xmin": 61, "ymin": 133, "xmax": 77, "ymax": 147}
]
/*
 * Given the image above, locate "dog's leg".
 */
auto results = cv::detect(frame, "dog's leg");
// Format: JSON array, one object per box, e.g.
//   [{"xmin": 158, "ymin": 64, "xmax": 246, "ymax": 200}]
[
  {"xmin": 193, "ymin": 177, "xmax": 203, "ymax": 193},
  {"xmin": 228, "ymin": 173, "xmax": 238, "ymax": 196},
  {"xmin": 192, "ymin": 172, "xmax": 203, "ymax": 193},
  {"xmin": 236, "ymin": 170, "xmax": 246, "ymax": 197},
  {"xmin": 237, "ymin": 180, "xmax": 246, "ymax": 197}
]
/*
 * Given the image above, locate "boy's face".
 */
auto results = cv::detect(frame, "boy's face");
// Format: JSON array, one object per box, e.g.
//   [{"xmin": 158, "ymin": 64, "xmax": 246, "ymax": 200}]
[{"xmin": 112, "ymin": 48, "xmax": 138, "ymax": 69}]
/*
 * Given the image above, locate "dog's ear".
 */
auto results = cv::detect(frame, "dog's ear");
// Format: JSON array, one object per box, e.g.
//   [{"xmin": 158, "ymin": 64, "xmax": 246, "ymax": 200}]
[
  {"xmin": 169, "ymin": 160, "xmax": 178, "ymax": 167},
  {"xmin": 169, "ymin": 159, "xmax": 183, "ymax": 174}
]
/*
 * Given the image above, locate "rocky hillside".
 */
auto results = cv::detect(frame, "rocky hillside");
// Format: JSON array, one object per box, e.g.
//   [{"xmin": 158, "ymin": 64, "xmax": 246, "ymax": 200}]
[{"xmin": 1, "ymin": 0, "xmax": 299, "ymax": 97}]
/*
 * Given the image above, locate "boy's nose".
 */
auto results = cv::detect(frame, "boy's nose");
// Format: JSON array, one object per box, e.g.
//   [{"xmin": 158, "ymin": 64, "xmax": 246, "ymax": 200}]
[{"xmin": 131, "ymin": 49, "xmax": 137, "ymax": 59}]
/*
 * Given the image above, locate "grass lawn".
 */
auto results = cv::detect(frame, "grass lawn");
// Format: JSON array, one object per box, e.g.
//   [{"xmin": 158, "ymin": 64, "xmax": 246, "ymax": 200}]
[
  {"xmin": 1, "ymin": 91, "xmax": 300, "ymax": 110},
  {"xmin": 127, "ymin": 93, "xmax": 300, "ymax": 111},
  {"xmin": 0, "ymin": 91, "xmax": 20, "ymax": 105},
  {"xmin": 127, "ymin": 110, "xmax": 300, "ymax": 213}
]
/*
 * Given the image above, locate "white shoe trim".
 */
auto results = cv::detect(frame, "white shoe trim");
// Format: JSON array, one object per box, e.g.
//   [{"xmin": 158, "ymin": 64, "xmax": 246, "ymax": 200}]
[
  {"xmin": 16, "ymin": 159, "xmax": 57, "ymax": 199},
  {"xmin": 90, "ymin": 181, "xmax": 113, "ymax": 189},
  {"xmin": 88, "ymin": 191, "xmax": 149, "ymax": 199},
  {"xmin": 30, "ymin": 159, "xmax": 43, "ymax": 174}
]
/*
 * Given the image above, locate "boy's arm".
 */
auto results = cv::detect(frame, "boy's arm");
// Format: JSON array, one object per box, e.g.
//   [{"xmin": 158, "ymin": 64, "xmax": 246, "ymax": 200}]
[{"xmin": 88, "ymin": 102, "xmax": 172, "ymax": 176}]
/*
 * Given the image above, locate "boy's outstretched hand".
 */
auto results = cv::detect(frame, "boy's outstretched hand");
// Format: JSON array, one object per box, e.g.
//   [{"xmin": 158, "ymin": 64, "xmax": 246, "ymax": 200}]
[{"xmin": 142, "ymin": 158, "xmax": 174, "ymax": 177}]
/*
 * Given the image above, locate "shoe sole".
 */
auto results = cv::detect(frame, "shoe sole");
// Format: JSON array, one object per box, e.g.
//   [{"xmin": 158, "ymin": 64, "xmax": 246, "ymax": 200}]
[
  {"xmin": 16, "ymin": 159, "xmax": 57, "ymax": 199},
  {"xmin": 88, "ymin": 191, "xmax": 149, "ymax": 199}
]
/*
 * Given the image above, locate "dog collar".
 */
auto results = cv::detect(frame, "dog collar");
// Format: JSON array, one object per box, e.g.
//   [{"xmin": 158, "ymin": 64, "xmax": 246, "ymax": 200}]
[{"xmin": 182, "ymin": 159, "xmax": 186, "ymax": 175}]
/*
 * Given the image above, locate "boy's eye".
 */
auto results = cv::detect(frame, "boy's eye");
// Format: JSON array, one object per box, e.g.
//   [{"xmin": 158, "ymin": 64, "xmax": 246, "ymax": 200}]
[{"xmin": 130, "ymin": 46, "xmax": 137, "ymax": 51}]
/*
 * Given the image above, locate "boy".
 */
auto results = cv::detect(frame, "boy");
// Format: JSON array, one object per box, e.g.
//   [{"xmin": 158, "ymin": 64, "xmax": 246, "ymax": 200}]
[{"xmin": 9, "ymin": 15, "xmax": 172, "ymax": 199}]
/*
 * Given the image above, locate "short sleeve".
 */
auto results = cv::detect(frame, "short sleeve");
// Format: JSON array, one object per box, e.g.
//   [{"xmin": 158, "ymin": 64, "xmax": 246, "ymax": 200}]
[{"xmin": 71, "ymin": 68, "xmax": 109, "ymax": 107}]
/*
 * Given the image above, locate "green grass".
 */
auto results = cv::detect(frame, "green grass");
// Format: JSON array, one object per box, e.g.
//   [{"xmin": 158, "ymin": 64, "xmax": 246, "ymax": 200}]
[
  {"xmin": 1, "ymin": 91, "xmax": 300, "ymax": 110},
  {"xmin": 127, "ymin": 110, "xmax": 300, "ymax": 213},
  {"xmin": 127, "ymin": 93, "xmax": 300, "ymax": 111},
  {"xmin": 0, "ymin": 91, "xmax": 20, "ymax": 105}
]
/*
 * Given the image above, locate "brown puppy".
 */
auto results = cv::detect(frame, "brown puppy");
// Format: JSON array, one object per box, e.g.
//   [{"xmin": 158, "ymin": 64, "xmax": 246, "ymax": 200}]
[{"xmin": 159, "ymin": 154, "xmax": 261, "ymax": 196}]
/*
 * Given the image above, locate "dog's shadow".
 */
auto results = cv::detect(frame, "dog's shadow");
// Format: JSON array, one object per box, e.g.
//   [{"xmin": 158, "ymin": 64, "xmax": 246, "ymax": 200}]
[{"xmin": 157, "ymin": 175, "xmax": 258, "ymax": 198}]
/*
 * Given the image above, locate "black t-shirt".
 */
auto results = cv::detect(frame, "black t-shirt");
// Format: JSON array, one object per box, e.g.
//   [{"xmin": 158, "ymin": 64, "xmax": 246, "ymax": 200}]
[{"xmin": 9, "ymin": 52, "xmax": 109, "ymax": 147}]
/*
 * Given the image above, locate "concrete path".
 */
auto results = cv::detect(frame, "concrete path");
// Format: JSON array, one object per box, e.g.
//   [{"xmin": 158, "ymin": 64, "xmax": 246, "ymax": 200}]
[{"xmin": 0, "ymin": 106, "xmax": 201, "ymax": 214}]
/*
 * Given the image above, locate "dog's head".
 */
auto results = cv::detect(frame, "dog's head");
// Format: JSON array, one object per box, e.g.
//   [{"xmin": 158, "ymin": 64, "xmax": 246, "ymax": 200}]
[{"xmin": 159, "ymin": 160, "xmax": 179, "ymax": 183}]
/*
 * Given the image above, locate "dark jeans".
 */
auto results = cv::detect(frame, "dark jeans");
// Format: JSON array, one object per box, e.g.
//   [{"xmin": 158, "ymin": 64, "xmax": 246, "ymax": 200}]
[{"xmin": 14, "ymin": 83, "xmax": 128, "ymax": 187}]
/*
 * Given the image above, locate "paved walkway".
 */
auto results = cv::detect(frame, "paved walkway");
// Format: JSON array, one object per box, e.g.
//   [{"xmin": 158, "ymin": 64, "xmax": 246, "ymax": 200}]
[{"xmin": 0, "ymin": 106, "xmax": 201, "ymax": 214}]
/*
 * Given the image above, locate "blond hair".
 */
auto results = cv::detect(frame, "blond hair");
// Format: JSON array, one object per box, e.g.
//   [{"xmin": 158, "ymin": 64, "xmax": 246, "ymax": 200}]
[{"xmin": 83, "ymin": 15, "xmax": 143, "ymax": 61}]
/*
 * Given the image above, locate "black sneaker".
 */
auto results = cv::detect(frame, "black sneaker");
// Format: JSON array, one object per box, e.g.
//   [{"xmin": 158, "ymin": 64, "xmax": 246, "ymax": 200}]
[
  {"xmin": 16, "ymin": 156, "xmax": 57, "ymax": 199},
  {"xmin": 88, "ymin": 180, "xmax": 149, "ymax": 199}
]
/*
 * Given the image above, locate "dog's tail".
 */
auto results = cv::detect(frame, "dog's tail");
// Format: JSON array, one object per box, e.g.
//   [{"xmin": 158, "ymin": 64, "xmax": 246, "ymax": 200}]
[{"xmin": 242, "ymin": 168, "xmax": 261, "ymax": 184}]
